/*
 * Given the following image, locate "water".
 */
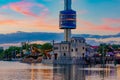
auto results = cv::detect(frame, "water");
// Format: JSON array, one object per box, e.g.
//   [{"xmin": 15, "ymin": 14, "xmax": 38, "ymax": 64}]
[{"xmin": 0, "ymin": 61, "xmax": 119, "ymax": 80}]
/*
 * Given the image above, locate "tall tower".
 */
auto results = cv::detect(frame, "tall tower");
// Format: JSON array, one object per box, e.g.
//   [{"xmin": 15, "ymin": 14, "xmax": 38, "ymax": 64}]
[{"xmin": 59, "ymin": 0, "xmax": 76, "ymax": 41}]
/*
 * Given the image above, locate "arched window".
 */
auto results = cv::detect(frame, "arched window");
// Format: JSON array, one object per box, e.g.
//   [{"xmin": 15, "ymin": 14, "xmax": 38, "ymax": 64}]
[
  {"xmin": 82, "ymin": 53, "xmax": 84, "ymax": 57},
  {"xmin": 64, "ymin": 53, "xmax": 66, "ymax": 56},
  {"xmin": 71, "ymin": 49, "xmax": 73, "ymax": 52},
  {"xmin": 76, "ymin": 48, "xmax": 78, "ymax": 52},
  {"xmin": 83, "ymin": 47, "xmax": 85, "ymax": 50}
]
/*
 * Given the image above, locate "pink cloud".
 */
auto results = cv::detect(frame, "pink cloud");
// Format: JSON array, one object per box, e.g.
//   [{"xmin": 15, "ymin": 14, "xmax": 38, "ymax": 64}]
[
  {"xmin": 78, "ymin": 19, "xmax": 120, "ymax": 32},
  {"xmin": 1, "ymin": 5, "xmax": 8, "ymax": 9},
  {"xmin": 1, "ymin": 1, "xmax": 49, "ymax": 17},
  {"xmin": 37, "ymin": 4, "xmax": 49, "ymax": 17},
  {"xmin": 103, "ymin": 18, "xmax": 120, "ymax": 24},
  {"xmin": 9, "ymin": 1, "xmax": 38, "ymax": 17},
  {"xmin": 0, "ymin": 17, "xmax": 60, "ymax": 32},
  {"xmin": 0, "ymin": 20, "xmax": 18, "ymax": 25}
]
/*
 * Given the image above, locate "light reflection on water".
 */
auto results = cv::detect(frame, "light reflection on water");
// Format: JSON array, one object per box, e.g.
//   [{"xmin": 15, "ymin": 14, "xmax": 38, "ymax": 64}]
[{"xmin": 0, "ymin": 61, "xmax": 119, "ymax": 80}]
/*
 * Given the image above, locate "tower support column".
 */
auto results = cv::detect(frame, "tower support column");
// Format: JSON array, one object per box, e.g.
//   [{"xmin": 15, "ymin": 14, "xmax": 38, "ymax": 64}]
[{"xmin": 64, "ymin": 29, "xmax": 71, "ymax": 41}]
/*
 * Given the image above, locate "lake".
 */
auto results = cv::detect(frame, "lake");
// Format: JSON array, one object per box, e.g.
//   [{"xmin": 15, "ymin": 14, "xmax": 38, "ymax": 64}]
[{"xmin": 0, "ymin": 61, "xmax": 119, "ymax": 80}]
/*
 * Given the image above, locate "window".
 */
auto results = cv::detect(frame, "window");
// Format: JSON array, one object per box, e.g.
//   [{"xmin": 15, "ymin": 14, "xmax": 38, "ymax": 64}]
[
  {"xmin": 83, "ymin": 47, "xmax": 85, "ymax": 50},
  {"xmin": 63, "ymin": 47, "xmax": 64, "ymax": 50},
  {"xmin": 71, "ymin": 49, "xmax": 73, "ymax": 52},
  {"xmin": 54, "ymin": 47, "xmax": 58, "ymax": 50},
  {"xmin": 64, "ymin": 53, "xmax": 66, "ymax": 56},
  {"xmin": 86, "ymin": 48, "xmax": 88, "ymax": 51},
  {"xmin": 66, "ymin": 47, "xmax": 67, "ymax": 49},
  {"xmin": 82, "ymin": 53, "xmax": 85, "ymax": 56},
  {"xmin": 76, "ymin": 48, "xmax": 78, "ymax": 52}
]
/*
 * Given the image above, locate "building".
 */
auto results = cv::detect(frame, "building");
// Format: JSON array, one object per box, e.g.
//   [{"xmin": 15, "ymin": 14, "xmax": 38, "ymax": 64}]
[
  {"xmin": 53, "ymin": 37, "xmax": 86, "ymax": 58},
  {"xmin": 85, "ymin": 46, "xmax": 99, "ymax": 57}
]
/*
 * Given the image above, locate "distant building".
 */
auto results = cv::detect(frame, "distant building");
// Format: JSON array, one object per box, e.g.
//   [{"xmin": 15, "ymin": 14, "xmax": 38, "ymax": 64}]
[
  {"xmin": 87, "ymin": 46, "xmax": 99, "ymax": 56},
  {"xmin": 53, "ymin": 37, "xmax": 86, "ymax": 58}
]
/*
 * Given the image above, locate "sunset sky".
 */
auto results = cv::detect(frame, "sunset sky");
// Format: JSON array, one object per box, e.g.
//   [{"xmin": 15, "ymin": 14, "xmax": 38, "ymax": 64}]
[{"xmin": 0, "ymin": 0, "xmax": 120, "ymax": 35}]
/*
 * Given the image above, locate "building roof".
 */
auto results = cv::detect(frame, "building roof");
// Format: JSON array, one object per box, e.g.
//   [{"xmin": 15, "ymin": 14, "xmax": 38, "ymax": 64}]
[
  {"xmin": 54, "ymin": 41, "xmax": 70, "ymax": 45},
  {"xmin": 91, "ymin": 46, "xmax": 99, "ymax": 49}
]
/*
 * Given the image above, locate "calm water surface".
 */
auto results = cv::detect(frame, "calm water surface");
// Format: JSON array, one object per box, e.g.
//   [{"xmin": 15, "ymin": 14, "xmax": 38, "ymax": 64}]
[{"xmin": 0, "ymin": 61, "xmax": 119, "ymax": 80}]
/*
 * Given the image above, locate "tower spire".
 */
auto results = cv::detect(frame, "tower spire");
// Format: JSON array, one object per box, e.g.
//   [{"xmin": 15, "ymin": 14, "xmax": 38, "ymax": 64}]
[{"xmin": 64, "ymin": 0, "xmax": 72, "ymax": 10}]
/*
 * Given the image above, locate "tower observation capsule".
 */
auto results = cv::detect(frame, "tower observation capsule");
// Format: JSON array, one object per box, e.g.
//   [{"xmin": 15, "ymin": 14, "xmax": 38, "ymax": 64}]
[{"xmin": 59, "ymin": 0, "xmax": 76, "ymax": 41}]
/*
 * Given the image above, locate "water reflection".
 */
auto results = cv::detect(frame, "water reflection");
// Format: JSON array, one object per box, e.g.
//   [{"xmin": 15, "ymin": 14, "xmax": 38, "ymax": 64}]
[
  {"xmin": 0, "ymin": 61, "xmax": 119, "ymax": 80},
  {"xmin": 53, "ymin": 65, "xmax": 85, "ymax": 80},
  {"xmin": 30, "ymin": 63, "xmax": 53, "ymax": 80},
  {"xmin": 53, "ymin": 64, "xmax": 117, "ymax": 80}
]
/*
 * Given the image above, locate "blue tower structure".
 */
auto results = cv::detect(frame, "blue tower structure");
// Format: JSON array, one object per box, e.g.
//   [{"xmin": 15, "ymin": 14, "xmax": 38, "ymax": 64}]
[{"xmin": 59, "ymin": 0, "xmax": 76, "ymax": 41}]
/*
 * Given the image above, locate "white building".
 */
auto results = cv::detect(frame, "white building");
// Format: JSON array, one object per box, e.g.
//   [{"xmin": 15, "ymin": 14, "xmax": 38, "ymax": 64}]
[{"xmin": 53, "ymin": 37, "xmax": 86, "ymax": 58}]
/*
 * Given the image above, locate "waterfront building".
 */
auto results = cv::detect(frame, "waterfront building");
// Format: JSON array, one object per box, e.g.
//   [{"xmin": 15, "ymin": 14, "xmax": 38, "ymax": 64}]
[
  {"xmin": 86, "ymin": 46, "xmax": 99, "ymax": 57},
  {"xmin": 54, "ymin": 37, "xmax": 86, "ymax": 58}
]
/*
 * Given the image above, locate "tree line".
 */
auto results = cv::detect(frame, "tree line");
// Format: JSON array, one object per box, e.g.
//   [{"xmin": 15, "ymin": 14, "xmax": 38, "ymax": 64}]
[{"xmin": 0, "ymin": 43, "xmax": 52, "ymax": 60}]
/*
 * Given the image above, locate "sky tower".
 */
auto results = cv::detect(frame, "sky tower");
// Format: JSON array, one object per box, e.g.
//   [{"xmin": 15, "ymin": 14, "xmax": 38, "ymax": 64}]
[{"xmin": 59, "ymin": 0, "xmax": 76, "ymax": 41}]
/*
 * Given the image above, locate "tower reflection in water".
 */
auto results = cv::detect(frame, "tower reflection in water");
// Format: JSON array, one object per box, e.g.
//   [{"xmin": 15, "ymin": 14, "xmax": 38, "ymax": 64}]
[
  {"xmin": 29, "ymin": 63, "xmax": 117, "ymax": 80},
  {"xmin": 30, "ymin": 64, "xmax": 85, "ymax": 80},
  {"xmin": 53, "ymin": 64, "xmax": 85, "ymax": 80},
  {"xmin": 30, "ymin": 63, "xmax": 53, "ymax": 80}
]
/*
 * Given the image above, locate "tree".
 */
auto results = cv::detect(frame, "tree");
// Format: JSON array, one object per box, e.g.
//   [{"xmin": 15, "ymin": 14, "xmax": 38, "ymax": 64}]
[
  {"xmin": 40, "ymin": 43, "xmax": 53, "ymax": 59},
  {"xmin": 2, "ymin": 46, "xmax": 21, "ymax": 59},
  {"xmin": 0, "ymin": 47, "xmax": 4, "ymax": 59},
  {"xmin": 30, "ymin": 44, "xmax": 41, "ymax": 49},
  {"xmin": 112, "ymin": 44, "xmax": 120, "ymax": 50},
  {"xmin": 40, "ymin": 43, "xmax": 52, "ymax": 51},
  {"xmin": 98, "ymin": 44, "xmax": 108, "ymax": 56}
]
